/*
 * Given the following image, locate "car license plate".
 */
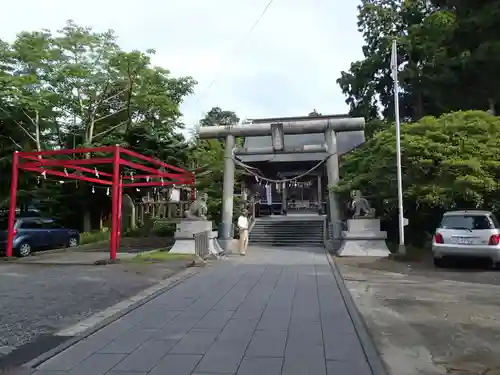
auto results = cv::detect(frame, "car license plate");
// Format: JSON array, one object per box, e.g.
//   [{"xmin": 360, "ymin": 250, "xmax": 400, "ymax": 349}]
[{"xmin": 457, "ymin": 237, "xmax": 472, "ymax": 244}]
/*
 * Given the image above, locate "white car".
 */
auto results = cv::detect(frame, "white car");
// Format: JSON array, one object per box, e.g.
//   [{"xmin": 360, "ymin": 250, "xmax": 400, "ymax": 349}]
[{"xmin": 432, "ymin": 210, "xmax": 500, "ymax": 268}]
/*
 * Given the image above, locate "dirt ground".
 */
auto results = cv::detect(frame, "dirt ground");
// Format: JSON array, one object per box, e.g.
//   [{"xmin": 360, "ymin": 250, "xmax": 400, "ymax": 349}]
[
  {"xmin": 0, "ymin": 260, "xmax": 188, "ymax": 360},
  {"xmin": 336, "ymin": 257, "xmax": 500, "ymax": 375}
]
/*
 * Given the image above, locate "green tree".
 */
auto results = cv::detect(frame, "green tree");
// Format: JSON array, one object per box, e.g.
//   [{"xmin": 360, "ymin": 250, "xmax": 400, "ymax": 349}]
[
  {"xmin": 191, "ymin": 108, "xmax": 240, "ymax": 225},
  {"xmin": 0, "ymin": 20, "xmax": 197, "ymax": 231},
  {"xmin": 199, "ymin": 107, "xmax": 240, "ymax": 127},
  {"xmin": 337, "ymin": 0, "xmax": 463, "ymax": 121},
  {"xmin": 335, "ymin": 111, "xmax": 500, "ymax": 245}
]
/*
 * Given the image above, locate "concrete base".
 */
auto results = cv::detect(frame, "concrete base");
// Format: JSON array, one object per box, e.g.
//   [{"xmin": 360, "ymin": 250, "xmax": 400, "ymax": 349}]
[
  {"xmin": 170, "ymin": 220, "xmax": 214, "ymax": 255},
  {"xmin": 337, "ymin": 218, "xmax": 391, "ymax": 257},
  {"xmin": 174, "ymin": 220, "xmax": 213, "ymax": 240},
  {"xmin": 337, "ymin": 239, "xmax": 391, "ymax": 257},
  {"xmin": 169, "ymin": 240, "xmax": 195, "ymax": 254},
  {"xmin": 218, "ymin": 238, "xmax": 239, "ymax": 253}
]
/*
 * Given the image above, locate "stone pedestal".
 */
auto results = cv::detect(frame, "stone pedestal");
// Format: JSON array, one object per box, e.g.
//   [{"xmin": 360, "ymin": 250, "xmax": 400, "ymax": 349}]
[
  {"xmin": 337, "ymin": 218, "xmax": 390, "ymax": 257},
  {"xmin": 170, "ymin": 220, "xmax": 224, "ymax": 257},
  {"xmin": 170, "ymin": 220, "xmax": 213, "ymax": 254}
]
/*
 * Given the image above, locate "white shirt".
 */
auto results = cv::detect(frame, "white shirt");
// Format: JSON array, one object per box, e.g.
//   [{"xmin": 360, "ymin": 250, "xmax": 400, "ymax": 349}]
[{"xmin": 238, "ymin": 216, "xmax": 248, "ymax": 230}]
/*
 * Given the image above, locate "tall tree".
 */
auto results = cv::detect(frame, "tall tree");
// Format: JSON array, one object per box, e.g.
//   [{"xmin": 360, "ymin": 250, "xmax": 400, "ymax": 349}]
[
  {"xmin": 0, "ymin": 20, "xmax": 196, "ymax": 231},
  {"xmin": 337, "ymin": 0, "xmax": 464, "ymax": 121},
  {"xmin": 335, "ymin": 111, "xmax": 500, "ymax": 245},
  {"xmin": 199, "ymin": 107, "xmax": 239, "ymax": 127}
]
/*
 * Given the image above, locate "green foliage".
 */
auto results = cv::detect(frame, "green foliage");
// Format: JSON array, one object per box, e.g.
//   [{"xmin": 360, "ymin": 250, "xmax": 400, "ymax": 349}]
[
  {"xmin": 337, "ymin": 0, "xmax": 500, "ymax": 121},
  {"xmin": 0, "ymin": 20, "xmax": 196, "ymax": 230},
  {"xmin": 79, "ymin": 230, "xmax": 110, "ymax": 245},
  {"xmin": 151, "ymin": 221, "xmax": 176, "ymax": 237},
  {"xmin": 335, "ymin": 111, "xmax": 500, "ymax": 244},
  {"xmin": 191, "ymin": 107, "xmax": 241, "ymax": 225}
]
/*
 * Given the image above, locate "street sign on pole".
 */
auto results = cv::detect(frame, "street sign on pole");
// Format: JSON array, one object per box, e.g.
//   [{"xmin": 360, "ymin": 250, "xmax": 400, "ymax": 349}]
[{"xmin": 391, "ymin": 39, "xmax": 406, "ymax": 255}]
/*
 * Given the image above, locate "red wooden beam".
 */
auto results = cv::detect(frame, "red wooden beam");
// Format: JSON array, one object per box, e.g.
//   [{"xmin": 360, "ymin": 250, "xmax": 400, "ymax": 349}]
[
  {"xmin": 21, "ymin": 158, "xmax": 113, "ymax": 168},
  {"xmin": 119, "ymin": 147, "xmax": 191, "ymax": 175},
  {"xmin": 22, "ymin": 155, "xmax": 115, "ymax": 179},
  {"xmin": 119, "ymin": 159, "xmax": 188, "ymax": 182},
  {"xmin": 123, "ymin": 181, "xmax": 178, "ymax": 188},
  {"xmin": 21, "ymin": 166, "xmax": 113, "ymax": 185},
  {"xmin": 18, "ymin": 146, "xmax": 114, "ymax": 158}
]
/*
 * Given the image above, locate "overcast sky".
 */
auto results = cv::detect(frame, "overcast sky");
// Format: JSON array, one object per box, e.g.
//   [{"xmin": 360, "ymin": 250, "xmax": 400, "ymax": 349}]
[{"xmin": 0, "ymin": 0, "xmax": 363, "ymax": 130}]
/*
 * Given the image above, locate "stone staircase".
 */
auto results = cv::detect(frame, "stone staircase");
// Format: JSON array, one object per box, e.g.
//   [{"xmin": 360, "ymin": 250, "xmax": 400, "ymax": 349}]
[{"xmin": 249, "ymin": 215, "xmax": 326, "ymax": 247}]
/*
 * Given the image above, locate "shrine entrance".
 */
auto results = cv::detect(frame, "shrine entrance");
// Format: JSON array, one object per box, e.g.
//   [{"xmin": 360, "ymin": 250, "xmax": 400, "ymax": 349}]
[
  {"xmin": 197, "ymin": 114, "xmax": 366, "ymax": 250},
  {"xmin": 286, "ymin": 178, "xmax": 322, "ymax": 214}
]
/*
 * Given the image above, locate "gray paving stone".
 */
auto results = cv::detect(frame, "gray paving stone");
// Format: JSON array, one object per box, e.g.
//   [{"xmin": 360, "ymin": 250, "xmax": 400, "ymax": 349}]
[
  {"xmin": 193, "ymin": 309, "xmax": 234, "ymax": 330},
  {"xmin": 287, "ymin": 322, "xmax": 323, "ymax": 347},
  {"xmin": 326, "ymin": 359, "xmax": 373, "ymax": 375},
  {"xmin": 245, "ymin": 329, "xmax": 287, "ymax": 357},
  {"xmin": 322, "ymin": 313, "xmax": 357, "ymax": 335},
  {"xmin": 217, "ymin": 318, "xmax": 259, "ymax": 344},
  {"xmin": 169, "ymin": 330, "xmax": 219, "ymax": 354},
  {"xmin": 65, "ymin": 353, "xmax": 125, "ymax": 375},
  {"xmin": 237, "ymin": 357, "xmax": 283, "ymax": 375},
  {"xmin": 111, "ymin": 339, "xmax": 178, "ymax": 372},
  {"xmin": 148, "ymin": 354, "xmax": 202, "ymax": 375},
  {"xmin": 257, "ymin": 310, "xmax": 291, "ymax": 331},
  {"xmin": 282, "ymin": 349, "xmax": 326, "ymax": 375},
  {"xmin": 324, "ymin": 332, "xmax": 366, "ymax": 362},
  {"xmin": 150, "ymin": 312, "xmax": 201, "ymax": 340},
  {"xmin": 34, "ymin": 246, "xmax": 376, "ymax": 375},
  {"xmin": 211, "ymin": 272, "xmax": 264, "ymax": 311},
  {"xmin": 99, "ymin": 327, "xmax": 155, "ymax": 354},
  {"xmin": 152, "ymin": 295, "xmax": 198, "ymax": 309},
  {"xmin": 194, "ymin": 342, "xmax": 245, "ymax": 374},
  {"xmin": 133, "ymin": 309, "xmax": 181, "ymax": 329},
  {"xmin": 37, "ymin": 338, "xmax": 103, "ymax": 371}
]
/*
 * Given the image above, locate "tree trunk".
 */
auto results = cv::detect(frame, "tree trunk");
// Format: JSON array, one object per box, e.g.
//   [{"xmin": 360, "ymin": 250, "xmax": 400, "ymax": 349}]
[
  {"xmin": 488, "ymin": 98, "xmax": 495, "ymax": 115},
  {"xmin": 83, "ymin": 212, "xmax": 92, "ymax": 232}
]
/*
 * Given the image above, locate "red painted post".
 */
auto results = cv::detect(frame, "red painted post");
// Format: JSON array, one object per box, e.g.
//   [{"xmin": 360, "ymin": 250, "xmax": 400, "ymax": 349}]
[
  {"xmin": 116, "ymin": 177, "xmax": 123, "ymax": 252},
  {"xmin": 6, "ymin": 151, "xmax": 19, "ymax": 257},
  {"xmin": 110, "ymin": 145, "xmax": 120, "ymax": 261}
]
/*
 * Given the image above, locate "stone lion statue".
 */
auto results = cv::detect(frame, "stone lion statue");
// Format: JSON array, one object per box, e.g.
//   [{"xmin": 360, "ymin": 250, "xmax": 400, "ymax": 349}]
[
  {"xmin": 350, "ymin": 190, "xmax": 375, "ymax": 218},
  {"xmin": 184, "ymin": 192, "xmax": 208, "ymax": 220}
]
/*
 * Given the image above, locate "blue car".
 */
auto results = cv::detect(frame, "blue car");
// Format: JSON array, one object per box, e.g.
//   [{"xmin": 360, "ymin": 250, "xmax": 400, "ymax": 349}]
[{"xmin": 0, "ymin": 217, "xmax": 80, "ymax": 257}]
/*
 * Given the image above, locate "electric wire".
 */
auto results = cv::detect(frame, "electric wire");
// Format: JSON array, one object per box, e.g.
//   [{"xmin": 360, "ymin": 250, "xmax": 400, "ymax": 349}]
[{"xmin": 192, "ymin": 0, "xmax": 276, "ymax": 112}]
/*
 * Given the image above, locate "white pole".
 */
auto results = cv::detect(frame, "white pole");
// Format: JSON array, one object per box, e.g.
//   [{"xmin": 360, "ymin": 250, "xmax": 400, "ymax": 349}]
[{"xmin": 391, "ymin": 39, "xmax": 405, "ymax": 254}]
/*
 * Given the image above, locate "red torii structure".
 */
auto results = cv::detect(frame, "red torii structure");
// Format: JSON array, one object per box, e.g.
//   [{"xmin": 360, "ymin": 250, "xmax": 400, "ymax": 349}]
[{"xmin": 6, "ymin": 145, "xmax": 195, "ymax": 260}]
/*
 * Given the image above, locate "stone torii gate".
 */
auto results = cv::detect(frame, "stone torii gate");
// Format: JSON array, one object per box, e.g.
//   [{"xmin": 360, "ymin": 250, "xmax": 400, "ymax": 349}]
[{"xmin": 198, "ymin": 116, "xmax": 365, "ymax": 250}]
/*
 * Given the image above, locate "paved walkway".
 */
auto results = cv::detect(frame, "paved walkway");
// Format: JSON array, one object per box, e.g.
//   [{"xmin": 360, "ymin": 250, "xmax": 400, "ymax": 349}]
[{"xmin": 31, "ymin": 246, "xmax": 376, "ymax": 375}]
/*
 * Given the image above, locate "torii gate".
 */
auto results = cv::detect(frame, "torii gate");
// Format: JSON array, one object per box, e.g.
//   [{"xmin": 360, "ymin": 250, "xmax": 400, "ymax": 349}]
[{"xmin": 198, "ymin": 116, "xmax": 365, "ymax": 250}]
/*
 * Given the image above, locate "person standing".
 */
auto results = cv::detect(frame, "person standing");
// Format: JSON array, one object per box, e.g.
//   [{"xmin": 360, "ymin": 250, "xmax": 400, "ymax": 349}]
[{"xmin": 238, "ymin": 209, "xmax": 249, "ymax": 255}]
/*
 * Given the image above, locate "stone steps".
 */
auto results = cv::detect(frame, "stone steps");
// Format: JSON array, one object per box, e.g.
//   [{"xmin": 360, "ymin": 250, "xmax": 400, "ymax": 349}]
[{"xmin": 249, "ymin": 217, "xmax": 325, "ymax": 247}]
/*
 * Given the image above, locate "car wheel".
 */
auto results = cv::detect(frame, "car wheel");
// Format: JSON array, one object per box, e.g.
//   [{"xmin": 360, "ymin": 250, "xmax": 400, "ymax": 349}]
[
  {"xmin": 68, "ymin": 236, "xmax": 79, "ymax": 248},
  {"xmin": 17, "ymin": 242, "xmax": 32, "ymax": 257},
  {"xmin": 433, "ymin": 257, "xmax": 445, "ymax": 268}
]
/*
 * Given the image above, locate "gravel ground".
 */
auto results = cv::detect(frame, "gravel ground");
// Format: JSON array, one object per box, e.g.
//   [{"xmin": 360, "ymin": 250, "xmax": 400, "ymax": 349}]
[
  {"xmin": 336, "ymin": 257, "xmax": 500, "ymax": 375},
  {"xmin": 0, "ymin": 261, "xmax": 186, "ymax": 358}
]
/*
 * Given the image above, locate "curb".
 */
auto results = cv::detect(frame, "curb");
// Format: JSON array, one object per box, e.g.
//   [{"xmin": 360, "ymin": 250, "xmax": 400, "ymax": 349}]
[
  {"xmin": 3, "ymin": 250, "xmax": 162, "ymax": 266},
  {"xmin": 325, "ymin": 253, "xmax": 389, "ymax": 375},
  {"xmin": 21, "ymin": 266, "xmax": 201, "ymax": 370}
]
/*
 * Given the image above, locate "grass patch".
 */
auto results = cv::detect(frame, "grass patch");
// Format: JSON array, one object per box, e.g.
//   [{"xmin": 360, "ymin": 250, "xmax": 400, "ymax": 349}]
[
  {"xmin": 130, "ymin": 249, "xmax": 195, "ymax": 263},
  {"xmin": 80, "ymin": 230, "xmax": 110, "ymax": 245},
  {"xmin": 387, "ymin": 241, "xmax": 431, "ymax": 261}
]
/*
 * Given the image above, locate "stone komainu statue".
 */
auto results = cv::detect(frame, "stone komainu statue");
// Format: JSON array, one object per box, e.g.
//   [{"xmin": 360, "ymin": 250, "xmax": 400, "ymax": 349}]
[
  {"xmin": 184, "ymin": 193, "xmax": 208, "ymax": 220},
  {"xmin": 350, "ymin": 190, "xmax": 375, "ymax": 218}
]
